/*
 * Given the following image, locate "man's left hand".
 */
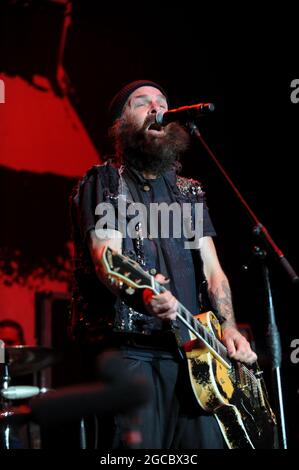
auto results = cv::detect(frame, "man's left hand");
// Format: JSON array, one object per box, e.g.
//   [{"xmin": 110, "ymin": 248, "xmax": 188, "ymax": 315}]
[{"xmin": 221, "ymin": 325, "xmax": 257, "ymax": 365}]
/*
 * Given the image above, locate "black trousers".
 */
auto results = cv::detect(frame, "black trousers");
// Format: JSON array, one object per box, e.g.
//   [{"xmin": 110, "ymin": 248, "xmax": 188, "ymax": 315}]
[{"xmin": 97, "ymin": 351, "xmax": 226, "ymax": 449}]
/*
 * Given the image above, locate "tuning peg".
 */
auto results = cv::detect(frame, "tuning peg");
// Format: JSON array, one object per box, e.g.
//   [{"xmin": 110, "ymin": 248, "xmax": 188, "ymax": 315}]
[{"xmin": 125, "ymin": 287, "xmax": 135, "ymax": 295}]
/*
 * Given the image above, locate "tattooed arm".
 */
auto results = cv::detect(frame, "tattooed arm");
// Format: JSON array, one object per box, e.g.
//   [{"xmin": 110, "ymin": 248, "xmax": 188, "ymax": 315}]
[{"xmin": 198, "ymin": 236, "xmax": 257, "ymax": 364}]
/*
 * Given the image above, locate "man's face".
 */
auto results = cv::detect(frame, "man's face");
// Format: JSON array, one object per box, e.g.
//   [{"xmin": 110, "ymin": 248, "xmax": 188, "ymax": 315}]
[
  {"xmin": 121, "ymin": 86, "xmax": 168, "ymax": 138},
  {"xmin": 111, "ymin": 86, "xmax": 190, "ymax": 174},
  {"xmin": 0, "ymin": 326, "xmax": 22, "ymax": 346}
]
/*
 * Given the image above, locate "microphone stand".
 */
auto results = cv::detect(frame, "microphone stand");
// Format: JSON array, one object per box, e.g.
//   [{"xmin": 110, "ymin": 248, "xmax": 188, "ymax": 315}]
[
  {"xmin": 253, "ymin": 246, "xmax": 287, "ymax": 449},
  {"xmin": 188, "ymin": 122, "xmax": 299, "ymax": 449}
]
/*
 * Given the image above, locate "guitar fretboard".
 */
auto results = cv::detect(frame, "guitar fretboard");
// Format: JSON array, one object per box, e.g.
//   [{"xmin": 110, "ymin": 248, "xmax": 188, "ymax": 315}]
[{"xmin": 155, "ymin": 280, "xmax": 231, "ymax": 367}]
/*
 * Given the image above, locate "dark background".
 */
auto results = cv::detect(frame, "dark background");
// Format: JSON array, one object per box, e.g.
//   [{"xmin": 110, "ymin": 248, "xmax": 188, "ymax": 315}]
[{"xmin": 1, "ymin": 0, "xmax": 298, "ymax": 447}]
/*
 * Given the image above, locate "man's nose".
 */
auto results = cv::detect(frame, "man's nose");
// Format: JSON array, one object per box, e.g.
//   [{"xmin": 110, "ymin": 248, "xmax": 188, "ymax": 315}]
[{"xmin": 148, "ymin": 101, "xmax": 160, "ymax": 114}]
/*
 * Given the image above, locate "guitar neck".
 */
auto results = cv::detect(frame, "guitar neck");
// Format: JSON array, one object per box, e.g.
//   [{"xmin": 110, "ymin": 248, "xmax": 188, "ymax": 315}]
[{"xmin": 155, "ymin": 281, "xmax": 231, "ymax": 368}]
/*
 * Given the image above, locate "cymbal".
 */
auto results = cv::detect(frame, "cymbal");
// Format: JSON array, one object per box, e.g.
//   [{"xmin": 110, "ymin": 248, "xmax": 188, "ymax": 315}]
[
  {"xmin": 5, "ymin": 346, "xmax": 58, "ymax": 377},
  {"xmin": 1, "ymin": 385, "xmax": 41, "ymax": 400}
]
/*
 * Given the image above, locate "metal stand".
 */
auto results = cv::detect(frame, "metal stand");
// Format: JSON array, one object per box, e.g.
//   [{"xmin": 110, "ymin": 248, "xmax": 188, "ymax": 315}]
[
  {"xmin": 1, "ymin": 358, "xmax": 12, "ymax": 449},
  {"xmin": 79, "ymin": 418, "xmax": 87, "ymax": 449},
  {"xmin": 253, "ymin": 246, "xmax": 287, "ymax": 448},
  {"xmin": 187, "ymin": 121, "xmax": 299, "ymax": 448}
]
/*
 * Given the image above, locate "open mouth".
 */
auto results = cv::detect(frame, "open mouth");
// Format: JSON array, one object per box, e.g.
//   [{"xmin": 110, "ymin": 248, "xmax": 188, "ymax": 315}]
[{"xmin": 147, "ymin": 122, "xmax": 164, "ymax": 133}]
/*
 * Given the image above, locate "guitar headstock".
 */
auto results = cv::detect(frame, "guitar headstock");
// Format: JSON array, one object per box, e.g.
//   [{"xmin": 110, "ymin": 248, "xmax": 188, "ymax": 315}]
[{"xmin": 101, "ymin": 246, "xmax": 154, "ymax": 294}]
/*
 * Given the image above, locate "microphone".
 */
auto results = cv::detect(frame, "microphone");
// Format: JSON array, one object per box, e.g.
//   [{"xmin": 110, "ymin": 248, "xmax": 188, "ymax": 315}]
[
  {"xmin": 156, "ymin": 102, "xmax": 215, "ymax": 126},
  {"xmin": 29, "ymin": 352, "xmax": 150, "ymax": 428},
  {"xmin": 30, "ymin": 379, "xmax": 149, "ymax": 427}
]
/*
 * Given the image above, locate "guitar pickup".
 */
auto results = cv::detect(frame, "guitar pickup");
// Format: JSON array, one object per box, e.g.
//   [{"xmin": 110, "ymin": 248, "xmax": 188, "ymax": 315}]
[{"xmin": 183, "ymin": 338, "xmax": 205, "ymax": 352}]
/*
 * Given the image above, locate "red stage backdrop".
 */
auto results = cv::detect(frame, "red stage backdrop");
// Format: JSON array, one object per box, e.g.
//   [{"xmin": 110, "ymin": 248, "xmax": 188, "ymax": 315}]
[{"xmin": 0, "ymin": 73, "xmax": 100, "ymax": 344}]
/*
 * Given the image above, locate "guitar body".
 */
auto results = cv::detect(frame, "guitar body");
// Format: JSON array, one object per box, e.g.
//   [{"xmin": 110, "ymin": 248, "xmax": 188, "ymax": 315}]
[{"xmin": 185, "ymin": 311, "xmax": 277, "ymax": 449}]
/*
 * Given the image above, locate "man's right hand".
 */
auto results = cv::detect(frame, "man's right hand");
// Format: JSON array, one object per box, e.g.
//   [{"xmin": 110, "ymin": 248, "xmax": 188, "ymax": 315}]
[{"xmin": 143, "ymin": 274, "xmax": 178, "ymax": 321}]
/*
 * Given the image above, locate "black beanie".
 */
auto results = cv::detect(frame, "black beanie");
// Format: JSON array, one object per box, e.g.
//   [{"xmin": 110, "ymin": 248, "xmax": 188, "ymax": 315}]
[{"xmin": 108, "ymin": 80, "xmax": 169, "ymax": 124}]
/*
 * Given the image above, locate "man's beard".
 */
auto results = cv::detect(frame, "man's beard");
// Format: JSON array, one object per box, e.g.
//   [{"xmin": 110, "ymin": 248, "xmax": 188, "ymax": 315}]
[{"xmin": 109, "ymin": 115, "xmax": 191, "ymax": 174}]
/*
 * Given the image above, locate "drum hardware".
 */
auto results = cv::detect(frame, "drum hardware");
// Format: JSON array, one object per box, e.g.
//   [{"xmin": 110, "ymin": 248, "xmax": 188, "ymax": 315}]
[{"xmin": 0, "ymin": 344, "xmax": 56, "ymax": 449}]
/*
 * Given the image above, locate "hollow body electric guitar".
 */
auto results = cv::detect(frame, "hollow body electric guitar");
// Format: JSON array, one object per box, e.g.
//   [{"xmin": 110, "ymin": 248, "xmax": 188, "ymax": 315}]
[{"xmin": 102, "ymin": 247, "xmax": 277, "ymax": 449}]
